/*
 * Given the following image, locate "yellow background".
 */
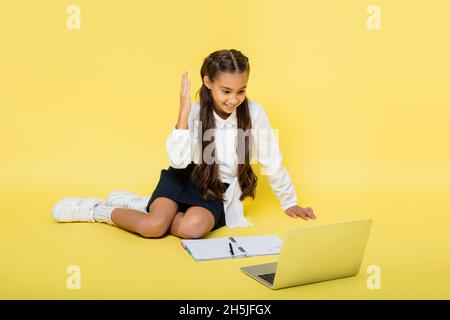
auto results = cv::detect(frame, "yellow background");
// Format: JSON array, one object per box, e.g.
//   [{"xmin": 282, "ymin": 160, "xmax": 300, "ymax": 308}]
[{"xmin": 1, "ymin": 0, "xmax": 449, "ymax": 299}]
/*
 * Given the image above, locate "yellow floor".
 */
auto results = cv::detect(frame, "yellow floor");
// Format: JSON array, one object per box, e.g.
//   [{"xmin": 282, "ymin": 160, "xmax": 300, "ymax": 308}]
[
  {"xmin": 2, "ymin": 174, "xmax": 449, "ymax": 300},
  {"xmin": 2, "ymin": 0, "xmax": 450, "ymax": 301}
]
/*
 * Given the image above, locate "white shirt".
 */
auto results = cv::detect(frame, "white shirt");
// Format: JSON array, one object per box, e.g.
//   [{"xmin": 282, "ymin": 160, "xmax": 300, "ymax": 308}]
[{"xmin": 166, "ymin": 99, "xmax": 298, "ymax": 228}]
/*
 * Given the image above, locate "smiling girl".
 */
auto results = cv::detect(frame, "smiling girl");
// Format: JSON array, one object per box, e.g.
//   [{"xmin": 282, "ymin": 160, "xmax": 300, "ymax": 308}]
[{"xmin": 52, "ymin": 49, "xmax": 316, "ymax": 238}]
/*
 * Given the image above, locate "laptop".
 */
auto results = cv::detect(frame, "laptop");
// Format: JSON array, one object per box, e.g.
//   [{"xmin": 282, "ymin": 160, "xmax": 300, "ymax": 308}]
[{"xmin": 240, "ymin": 219, "xmax": 372, "ymax": 289}]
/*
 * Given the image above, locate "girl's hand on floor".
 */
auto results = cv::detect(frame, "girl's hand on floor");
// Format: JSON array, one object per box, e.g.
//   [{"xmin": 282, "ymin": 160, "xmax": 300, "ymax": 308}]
[
  {"xmin": 285, "ymin": 205, "xmax": 316, "ymax": 220},
  {"xmin": 179, "ymin": 71, "xmax": 191, "ymax": 117}
]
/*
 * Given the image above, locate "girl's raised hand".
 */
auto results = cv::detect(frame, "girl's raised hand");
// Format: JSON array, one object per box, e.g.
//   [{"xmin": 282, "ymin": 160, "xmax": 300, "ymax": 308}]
[
  {"xmin": 179, "ymin": 71, "xmax": 192, "ymax": 117},
  {"xmin": 285, "ymin": 205, "xmax": 317, "ymax": 220}
]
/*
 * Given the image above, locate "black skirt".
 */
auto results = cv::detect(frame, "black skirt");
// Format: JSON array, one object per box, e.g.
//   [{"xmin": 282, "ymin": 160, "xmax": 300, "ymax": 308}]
[{"xmin": 145, "ymin": 162, "xmax": 229, "ymax": 230}]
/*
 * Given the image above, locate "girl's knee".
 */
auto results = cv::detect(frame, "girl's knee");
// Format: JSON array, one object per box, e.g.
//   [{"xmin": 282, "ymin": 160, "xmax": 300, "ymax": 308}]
[
  {"xmin": 136, "ymin": 217, "xmax": 170, "ymax": 238},
  {"xmin": 177, "ymin": 216, "xmax": 213, "ymax": 239}
]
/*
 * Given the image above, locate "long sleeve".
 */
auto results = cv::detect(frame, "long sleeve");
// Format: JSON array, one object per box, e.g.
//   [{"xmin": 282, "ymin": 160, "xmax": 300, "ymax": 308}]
[
  {"xmin": 252, "ymin": 104, "xmax": 298, "ymax": 211},
  {"xmin": 166, "ymin": 104, "xmax": 200, "ymax": 169}
]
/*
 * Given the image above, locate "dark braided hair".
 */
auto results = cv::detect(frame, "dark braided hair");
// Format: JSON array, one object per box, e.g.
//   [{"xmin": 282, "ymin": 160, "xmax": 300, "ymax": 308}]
[{"xmin": 191, "ymin": 49, "xmax": 258, "ymax": 202}]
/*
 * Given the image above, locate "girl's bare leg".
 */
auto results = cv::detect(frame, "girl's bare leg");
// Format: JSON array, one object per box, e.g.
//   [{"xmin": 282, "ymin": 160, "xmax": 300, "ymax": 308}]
[
  {"xmin": 111, "ymin": 197, "xmax": 179, "ymax": 238},
  {"xmin": 169, "ymin": 206, "xmax": 215, "ymax": 239}
]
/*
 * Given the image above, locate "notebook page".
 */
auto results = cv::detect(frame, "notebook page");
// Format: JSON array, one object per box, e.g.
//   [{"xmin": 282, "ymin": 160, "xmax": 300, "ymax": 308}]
[
  {"xmin": 181, "ymin": 238, "xmax": 246, "ymax": 260},
  {"xmin": 235, "ymin": 236, "xmax": 282, "ymax": 256}
]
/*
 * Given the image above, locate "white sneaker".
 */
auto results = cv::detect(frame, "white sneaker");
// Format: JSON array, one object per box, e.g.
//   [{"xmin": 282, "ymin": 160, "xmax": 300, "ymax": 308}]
[
  {"xmin": 52, "ymin": 197, "xmax": 105, "ymax": 222},
  {"xmin": 106, "ymin": 190, "xmax": 151, "ymax": 212}
]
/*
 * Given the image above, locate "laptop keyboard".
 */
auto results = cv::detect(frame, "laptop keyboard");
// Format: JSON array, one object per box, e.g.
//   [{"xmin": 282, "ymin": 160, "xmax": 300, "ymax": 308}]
[{"xmin": 258, "ymin": 273, "xmax": 276, "ymax": 285}]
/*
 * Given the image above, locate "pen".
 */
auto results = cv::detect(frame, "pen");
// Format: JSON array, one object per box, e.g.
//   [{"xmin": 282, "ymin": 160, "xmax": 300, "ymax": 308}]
[{"xmin": 229, "ymin": 242, "xmax": 235, "ymax": 256}]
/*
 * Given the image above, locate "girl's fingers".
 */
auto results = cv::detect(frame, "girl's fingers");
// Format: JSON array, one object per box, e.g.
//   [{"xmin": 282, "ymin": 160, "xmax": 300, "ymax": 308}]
[
  {"xmin": 307, "ymin": 207, "xmax": 317, "ymax": 219},
  {"xmin": 181, "ymin": 72, "xmax": 185, "ymax": 87},
  {"xmin": 181, "ymin": 72, "xmax": 189, "ymax": 96},
  {"xmin": 184, "ymin": 81, "xmax": 189, "ymax": 97},
  {"xmin": 294, "ymin": 209, "xmax": 308, "ymax": 220},
  {"xmin": 287, "ymin": 207, "xmax": 316, "ymax": 220},
  {"xmin": 286, "ymin": 210, "xmax": 298, "ymax": 219},
  {"xmin": 301, "ymin": 209, "xmax": 312, "ymax": 220}
]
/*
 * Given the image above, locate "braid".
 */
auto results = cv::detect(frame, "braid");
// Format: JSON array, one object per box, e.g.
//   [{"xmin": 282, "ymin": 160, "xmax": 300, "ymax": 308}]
[
  {"xmin": 193, "ymin": 49, "xmax": 257, "ymax": 202},
  {"xmin": 227, "ymin": 50, "xmax": 239, "ymax": 70}
]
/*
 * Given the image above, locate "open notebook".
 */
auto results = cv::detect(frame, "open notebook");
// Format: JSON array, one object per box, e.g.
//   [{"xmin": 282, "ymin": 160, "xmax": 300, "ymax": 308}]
[{"xmin": 180, "ymin": 235, "xmax": 282, "ymax": 261}]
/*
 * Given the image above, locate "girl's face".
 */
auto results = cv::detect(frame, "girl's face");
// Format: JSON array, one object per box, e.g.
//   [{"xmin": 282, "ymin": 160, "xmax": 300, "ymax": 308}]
[{"xmin": 203, "ymin": 71, "xmax": 248, "ymax": 118}]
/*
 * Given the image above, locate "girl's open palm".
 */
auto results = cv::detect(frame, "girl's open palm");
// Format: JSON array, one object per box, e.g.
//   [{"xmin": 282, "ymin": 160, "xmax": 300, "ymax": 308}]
[{"xmin": 179, "ymin": 71, "xmax": 191, "ymax": 117}]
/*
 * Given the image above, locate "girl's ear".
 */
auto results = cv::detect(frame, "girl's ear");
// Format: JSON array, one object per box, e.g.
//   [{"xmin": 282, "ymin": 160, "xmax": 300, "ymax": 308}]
[{"xmin": 203, "ymin": 75, "xmax": 212, "ymax": 90}]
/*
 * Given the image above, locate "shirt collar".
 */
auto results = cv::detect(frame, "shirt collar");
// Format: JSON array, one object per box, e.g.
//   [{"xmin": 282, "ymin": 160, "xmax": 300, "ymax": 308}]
[{"xmin": 213, "ymin": 108, "xmax": 237, "ymax": 129}]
